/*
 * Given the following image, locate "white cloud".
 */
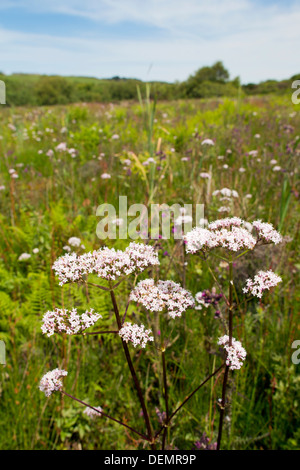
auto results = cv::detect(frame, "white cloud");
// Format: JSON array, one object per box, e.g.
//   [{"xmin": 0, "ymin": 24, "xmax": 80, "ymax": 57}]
[
  {"xmin": 0, "ymin": 0, "xmax": 249, "ymax": 24},
  {"xmin": 0, "ymin": 1, "xmax": 299, "ymax": 82}
]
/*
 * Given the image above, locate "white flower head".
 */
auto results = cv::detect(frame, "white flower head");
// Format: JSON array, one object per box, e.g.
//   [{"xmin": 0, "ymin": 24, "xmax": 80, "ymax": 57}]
[
  {"xmin": 52, "ymin": 242, "xmax": 159, "ymax": 285},
  {"xmin": 243, "ymin": 270, "xmax": 282, "ymax": 298},
  {"xmin": 41, "ymin": 308, "xmax": 102, "ymax": 337},
  {"xmin": 18, "ymin": 253, "xmax": 31, "ymax": 261},
  {"xmin": 130, "ymin": 279, "xmax": 194, "ymax": 319},
  {"xmin": 119, "ymin": 322, "xmax": 154, "ymax": 348},
  {"xmin": 201, "ymin": 138, "xmax": 214, "ymax": 146},
  {"xmin": 252, "ymin": 220, "xmax": 282, "ymax": 244},
  {"xmin": 56, "ymin": 142, "xmax": 67, "ymax": 152},
  {"xmin": 218, "ymin": 335, "xmax": 247, "ymax": 370},
  {"xmin": 200, "ymin": 172, "xmax": 211, "ymax": 179},
  {"xmin": 68, "ymin": 237, "xmax": 81, "ymax": 247},
  {"xmin": 39, "ymin": 369, "xmax": 68, "ymax": 397},
  {"xmin": 83, "ymin": 406, "xmax": 103, "ymax": 418}
]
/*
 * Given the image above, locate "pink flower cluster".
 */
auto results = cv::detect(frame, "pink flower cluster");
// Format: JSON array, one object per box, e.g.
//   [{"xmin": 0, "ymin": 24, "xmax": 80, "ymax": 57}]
[
  {"xmin": 83, "ymin": 406, "xmax": 103, "ymax": 418},
  {"xmin": 41, "ymin": 308, "xmax": 102, "ymax": 336},
  {"xmin": 52, "ymin": 252, "xmax": 92, "ymax": 285},
  {"xmin": 195, "ymin": 292, "xmax": 210, "ymax": 310},
  {"xmin": 212, "ymin": 188, "xmax": 239, "ymax": 199},
  {"xmin": 212, "ymin": 226, "xmax": 256, "ymax": 252},
  {"xmin": 39, "ymin": 368, "xmax": 68, "ymax": 397},
  {"xmin": 118, "ymin": 322, "xmax": 154, "ymax": 348},
  {"xmin": 184, "ymin": 227, "xmax": 216, "ymax": 253},
  {"xmin": 243, "ymin": 270, "xmax": 282, "ymax": 298},
  {"xmin": 185, "ymin": 217, "xmax": 282, "ymax": 254},
  {"xmin": 185, "ymin": 222, "xmax": 256, "ymax": 254},
  {"xmin": 218, "ymin": 335, "xmax": 247, "ymax": 370},
  {"xmin": 52, "ymin": 242, "xmax": 159, "ymax": 286},
  {"xmin": 130, "ymin": 279, "xmax": 195, "ymax": 318},
  {"xmin": 208, "ymin": 217, "xmax": 243, "ymax": 230},
  {"xmin": 252, "ymin": 220, "xmax": 283, "ymax": 244}
]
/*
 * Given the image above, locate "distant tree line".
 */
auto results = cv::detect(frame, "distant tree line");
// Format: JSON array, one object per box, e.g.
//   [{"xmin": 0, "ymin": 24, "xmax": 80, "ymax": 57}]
[{"xmin": 0, "ymin": 62, "xmax": 298, "ymax": 106}]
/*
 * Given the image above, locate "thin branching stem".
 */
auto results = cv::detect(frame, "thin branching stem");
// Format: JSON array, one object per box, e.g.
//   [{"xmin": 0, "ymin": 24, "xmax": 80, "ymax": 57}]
[
  {"xmin": 109, "ymin": 288, "xmax": 155, "ymax": 450},
  {"xmin": 204, "ymin": 258, "xmax": 230, "ymax": 306},
  {"xmin": 61, "ymin": 391, "xmax": 149, "ymax": 441},
  {"xmin": 87, "ymin": 282, "xmax": 110, "ymax": 291},
  {"xmin": 155, "ymin": 363, "xmax": 225, "ymax": 440},
  {"xmin": 73, "ymin": 330, "xmax": 119, "ymax": 336},
  {"xmin": 161, "ymin": 347, "xmax": 169, "ymax": 450},
  {"xmin": 216, "ymin": 365, "xmax": 230, "ymax": 450},
  {"xmin": 122, "ymin": 274, "xmax": 138, "ymax": 323},
  {"xmin": 217, "ymin": 256, "xmax": 234, "ymax": 450},
  {"xmin": 233, "ymin": 249, "xmax": 250, "ymax": 261}
]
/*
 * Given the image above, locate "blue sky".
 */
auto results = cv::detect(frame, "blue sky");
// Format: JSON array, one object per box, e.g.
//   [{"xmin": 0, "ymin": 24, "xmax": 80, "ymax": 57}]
[{"xmin": 0, "ymin": 0, "xmax": 299, "ymax": 83}]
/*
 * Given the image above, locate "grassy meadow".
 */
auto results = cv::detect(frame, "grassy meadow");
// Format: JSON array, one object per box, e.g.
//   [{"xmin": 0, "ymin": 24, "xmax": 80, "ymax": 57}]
[{"xmin": 0, "ymin": 92, "xmax": 299, "ymax": 450}]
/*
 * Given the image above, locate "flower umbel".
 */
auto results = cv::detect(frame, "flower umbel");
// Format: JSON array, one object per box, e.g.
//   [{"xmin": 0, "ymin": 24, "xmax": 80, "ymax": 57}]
[
  {"xmin": 243, "ymin": 270, "xmax": 282, "ymax": 298},
  {"xmin": 218, "ymin": 336, "xmax": 247, "ymax": 370},
  {"xmin": 83, "ymin": 406, "xmax": 103, "ymax": 418},
  {"xmin": 41, "ymin": 308, "xmax": 102, "ymax": 337},
  {"xmin": 252, "ymin": 220, "xmax": 282, "ymax": 245},
  {"xmin": 52, "ymin": 242, "xmax": 159, "ymax": 286},
  {"xmin": 130, "ymin": 279, "xmax": 195, "ymax": 319},
  {"xmin": 185, "ymin": 217, "xmax": 282, "ymax": 255},
  {"xmin": 39, "ymin": 369, "xmax": 68, "ymax": 397},
  {"xmin": 119, "ymin": 322, "xmax": 154, "ymax": 348}
]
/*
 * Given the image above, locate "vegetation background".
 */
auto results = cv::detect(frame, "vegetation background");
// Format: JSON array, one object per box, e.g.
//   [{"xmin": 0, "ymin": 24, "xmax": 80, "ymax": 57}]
[
  {"xmin": 1, "ymin": 61, "xmax": 299, "ymax": 107},
  {"xmin": 0, "ymin": 67, "xmax": 299, "ymax": 449}
]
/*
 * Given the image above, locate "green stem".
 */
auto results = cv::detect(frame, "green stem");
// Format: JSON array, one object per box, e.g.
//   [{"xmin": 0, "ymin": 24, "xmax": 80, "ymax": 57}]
[{"xmin": 233, "ymin": 249, "xmax": 250, "ymax": 261}]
